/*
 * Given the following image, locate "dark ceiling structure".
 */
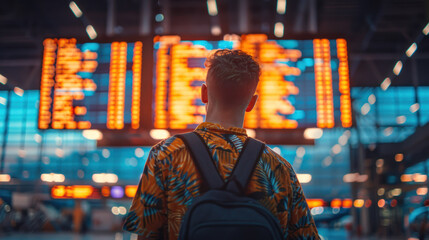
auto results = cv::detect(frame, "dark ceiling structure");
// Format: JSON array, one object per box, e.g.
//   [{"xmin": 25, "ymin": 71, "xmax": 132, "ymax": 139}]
[{"xmin": 0, "ymin": 0, "xmax": 428, "ymax": 90}]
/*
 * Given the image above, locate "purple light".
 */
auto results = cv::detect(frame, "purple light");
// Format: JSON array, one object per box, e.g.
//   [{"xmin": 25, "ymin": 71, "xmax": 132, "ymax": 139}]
[{"xmin": 111, "ymin": 186, "xmax": 124, "ymax": 198}]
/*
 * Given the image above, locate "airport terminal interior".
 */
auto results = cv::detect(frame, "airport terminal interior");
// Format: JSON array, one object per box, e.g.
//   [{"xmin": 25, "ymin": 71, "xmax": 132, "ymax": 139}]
[{"xmin": 1, "ymin": 0, "xmax": 429, "ymax": 239}]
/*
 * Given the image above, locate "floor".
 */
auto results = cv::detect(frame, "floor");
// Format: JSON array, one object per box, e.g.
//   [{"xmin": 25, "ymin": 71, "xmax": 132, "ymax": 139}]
[{"xmin": 0, "ymin": 229, "xmax": 407, "ymax": 240}]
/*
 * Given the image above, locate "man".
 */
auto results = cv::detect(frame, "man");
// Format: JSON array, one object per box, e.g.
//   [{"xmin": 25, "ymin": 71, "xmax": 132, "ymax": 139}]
[{"xmin": 123, "ymin": 50, "xmax": 320, "ymax": 240}]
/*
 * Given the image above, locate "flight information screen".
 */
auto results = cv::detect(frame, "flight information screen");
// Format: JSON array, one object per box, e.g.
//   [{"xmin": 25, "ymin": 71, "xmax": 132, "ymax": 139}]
[
  {"xmin": 153, "ymin": 34, "xmax": 352, "ymax": 130},
  {"xmin": 39, "ymin": 38, "xmax": 143, "ymax": 130}
]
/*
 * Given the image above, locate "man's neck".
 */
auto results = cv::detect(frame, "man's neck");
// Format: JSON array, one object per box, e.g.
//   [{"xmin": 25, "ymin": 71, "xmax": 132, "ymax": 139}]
[{"xmin": 205, "ymin": 108, "xmax": 245, "ymax": 129}]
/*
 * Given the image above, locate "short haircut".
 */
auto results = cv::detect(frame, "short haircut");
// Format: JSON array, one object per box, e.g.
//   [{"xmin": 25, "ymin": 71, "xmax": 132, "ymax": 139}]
[{"xmin": 205, "ymin": 49, "xmax": 260, "ymax": 108}]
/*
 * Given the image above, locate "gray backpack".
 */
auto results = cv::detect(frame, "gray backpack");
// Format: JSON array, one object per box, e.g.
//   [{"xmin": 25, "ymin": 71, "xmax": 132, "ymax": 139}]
[{"xmin": 177, "ymin": 132, "xmax": 283, "ymax": 240}]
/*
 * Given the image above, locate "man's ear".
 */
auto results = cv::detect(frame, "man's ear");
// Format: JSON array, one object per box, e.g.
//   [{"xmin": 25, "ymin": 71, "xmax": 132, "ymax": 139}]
[
  {"xmin": 245, "ymin": 95, "xmax": 258, "ymax": 112},
  {"xmin": 201, "ymin": 83, "xmax": 208, "ymax": 104}
]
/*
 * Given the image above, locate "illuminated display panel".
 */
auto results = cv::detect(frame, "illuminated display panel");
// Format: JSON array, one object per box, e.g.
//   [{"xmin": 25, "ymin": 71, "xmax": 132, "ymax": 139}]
[
  {"xmin": 153, "ymin": 34, "xmax": 352, "ymax": 129},
  {"xmin": 39, "ymin": 38, "xmax": 143, "ymax": 130},
  {"xmin": 51, "ymin": 185, "xmax": 137, "ymax": 199}
]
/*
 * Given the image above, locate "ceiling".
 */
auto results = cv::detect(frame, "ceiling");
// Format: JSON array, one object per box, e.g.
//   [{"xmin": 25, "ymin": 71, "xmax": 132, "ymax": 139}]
[{"xmin": 0, "ymin": 0, "xmax": 428, "ymax": 90}]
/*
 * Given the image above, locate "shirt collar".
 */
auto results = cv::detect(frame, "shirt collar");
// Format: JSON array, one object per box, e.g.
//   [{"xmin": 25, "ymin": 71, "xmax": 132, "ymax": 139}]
[{"xmin": 195, "ymin": 122, "xmax": 248, "ymax": 136}]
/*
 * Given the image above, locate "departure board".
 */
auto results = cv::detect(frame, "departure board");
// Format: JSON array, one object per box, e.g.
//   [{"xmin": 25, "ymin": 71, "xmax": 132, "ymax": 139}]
[
  {"xmin": 153, "ymin": 34, "xmax": 352, "ymax": 129},
  {"xmin": 39, "ymin": 38, "xmax": 143, "ymax": 130}
]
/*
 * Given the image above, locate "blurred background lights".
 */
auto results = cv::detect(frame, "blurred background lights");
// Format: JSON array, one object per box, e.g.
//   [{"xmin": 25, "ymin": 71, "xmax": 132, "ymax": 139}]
[
  {"xmin": 211, "ymin": 25, "xmax": 222, "ymax": 36},
  {"xmin": 303, "ymin": 128, "xmax": 323, "ymax": 139},
  {"xmin": 206, "ymin": 0, "xmax": 218, "ymax": 16},
  {"xmin": 69, "ymin": 1, "xmax": 83, "ymax": 18},
  {"xmin": 111, "ymin": 186, "xmax": 124, "ymax": 198},
  {"xmin": 92, "ymin": 173, "xmax": 118, "ymax": 184},
  {"xmin": 297, "ymin": 173, "xmax": 312, "ymax": 183},
  {"xmin": 361, "ymin": 103, "xmax": 370, "ymax": 115},
  {"xmin": 368, "ymin": 94, "xmax": 376, "ymax": 104},
  {"xmin": 272, "ymin": 147, "xmax": 281, "ymax": 155},
  {"xmin": 102, "ymin": 149, "xmax": 110, "ymax": 158},
  {"xmin": 332, "ymin": 144, "xmax": 342, "ymax": 155},
  {"xmin": 245, "ymin": 129, "xmax": 256, "ymax": 138},
  {"xmin": 14, "ymin": 87, "xmax": 24, "ymax": 96},
  {"xmin": 410, "ymin": 103, "xmax": 420, "ymax": 113},
  {"xmin": 393, "ymin": 60, "xmax": 403, "ymax": 76},
  {"xmin": 149, "ymin": 129, "xmax": 170, "ymax": 140},
  {"xmin": 41, "ymin": 173, "xmax": 65, "ymax": 183},
  {"xmin": 396, "ymin": 115, "xmax": 406, "ymax": 125},
  {"xmin": 383, "ymin": 127, "xmax": 393, "ymax": 136},
  {"xmin": 380, "ymin": 77, "xmax": 391, "ymax": 91},
  {"xmin": 0, "ymin": 174, "xmax": 11, "ymax": 182},
  {"xmin": 423, "ymin": 22, "xmax": 429, "ymax": 35},
  {"xmin": 0, "ymin": 74, "xmax": 7, "ymax": 85},
  {"xmin": 353, "ymin": 199, "xmax": 364, "ymax": 208},
  {"xmin": 82, "ymin": 129, "xmax": 103, "ymax": 140},
  {"xmin": 155, "ymin": 13, "xmax": 164, "ymax": 22},
  {"xmin": 274, "ymin": 22, "xmax": 284, "ymax": 38},
  {"xmin": 394, "ymin": 153, "xmax": 404, "ymax": 162},
  {"xmin": 86, "ymin": 25, "xmax": 97, "ymax": 40},
  {"xmin": 296, "ymin": 146, "xmax": 305, "ymax": 158},
  {"xmin": 276, "ymin": 0, "xmax": 287, "ymax": 14},
  {"xmin": 135, "ymin": 148, "xmax": 144, "ymax": 158},
  {"xmin": 416, "ymin": 187, "xmax": 428, "ymax": 196},
  {"xmin": 406, "ymin": 43, "xmax": 417, "ymax": 57}
]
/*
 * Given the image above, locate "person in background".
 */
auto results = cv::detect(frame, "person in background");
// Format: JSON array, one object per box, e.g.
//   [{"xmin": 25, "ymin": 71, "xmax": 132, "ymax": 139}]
[{"xmin": 123, "ymin": 49, "xmax": 319, "ymax": 240}]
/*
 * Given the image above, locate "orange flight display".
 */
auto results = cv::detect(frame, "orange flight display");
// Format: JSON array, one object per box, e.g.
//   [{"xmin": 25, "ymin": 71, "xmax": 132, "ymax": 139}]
[
  {"xmin": 39, "ymin": 39, "xmax": 143, "ymax": 130},
  {"xmin": 153, "ymin": 34, "xmax": 352, "ymax": 129},
  {"xmin": 51, "ymin": 185, "xmax": 100, "ymax": 199}
]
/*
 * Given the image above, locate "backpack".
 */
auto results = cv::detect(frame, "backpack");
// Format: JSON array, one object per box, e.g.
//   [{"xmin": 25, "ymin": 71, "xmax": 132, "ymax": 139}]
[{"xmin": 177, "ymin": 132, "xmax": 283, "ymax": 240}]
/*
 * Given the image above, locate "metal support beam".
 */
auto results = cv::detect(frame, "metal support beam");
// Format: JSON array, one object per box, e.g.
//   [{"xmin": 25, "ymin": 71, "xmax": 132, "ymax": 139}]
[
  {"xmin": 106, "ymin": 0, "xmax": 116, "ymax": 36},
  {"xmin": 161, "ymin": 0, "xmax": 170, "ymax": 34},
  {"xmin": 308, "ymin": 0, "xmax": 317, "ymax": 33},
  {"xmin": 139, "ymin": 0, "xmax": 152, "ymax": 35},
  {"xmin": 293, "ymin": 0, "xmax": 309, "ymax": 33},
  {"xmin": 238, "ymin": 0, "xmax": 249, "ymax": 33}
]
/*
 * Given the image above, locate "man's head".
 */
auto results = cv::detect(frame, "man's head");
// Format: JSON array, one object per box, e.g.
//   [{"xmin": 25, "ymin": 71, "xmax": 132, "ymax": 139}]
[{"xmin": 202, "ymin": 49, "xmax": 260, "ymax": 114}]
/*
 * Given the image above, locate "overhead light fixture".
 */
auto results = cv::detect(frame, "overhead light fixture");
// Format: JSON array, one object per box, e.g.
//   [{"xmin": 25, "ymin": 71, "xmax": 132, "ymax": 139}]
[
  {"xmin": 86, "ymin": 25, "xmax": 97, "ymax": 40},
  {"xmin": 423, "ymin": 22, "xmax": 429, "ymax": 35},
  {"xmin": 393, "ymin": 60, "xmax": 402, "ymax": 76},
  {"xmin": 274, "ymin": 22, "xmax": 284, "ymax": 38},
  {"xmin": 380, "ymin": 77, "xmax": 391, "ymax": 91},
  {"xmin": 207, "ymin": 0, "xmax": 218, "ymax": 16},
  {"xmin": 14, "ymin": 87, "xmax": 24, "ymax": 97},
  {"xmin": 69, "ymin": 1, "xmax": 83, "ymax": 18},
  {"xmin": 406, "ymin": 43, "xmax": 417, "ymax": 57},
  {"xmin": 276, "ymin": 0, "xmax": 287, "ymax": 14},
  {"xmin": 0, "ymin": 74, "xmax": 7, "ymax": 85}
]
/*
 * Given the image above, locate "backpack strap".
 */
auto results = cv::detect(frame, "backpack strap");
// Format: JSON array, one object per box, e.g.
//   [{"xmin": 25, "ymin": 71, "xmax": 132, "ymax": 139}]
[
  {"xmin": 225, "ymin": 138, "xmax": 265, "ymax": 195},
  {"xmin": 177, "ymin": 132, "xmax": 225, "ymax": 190}
]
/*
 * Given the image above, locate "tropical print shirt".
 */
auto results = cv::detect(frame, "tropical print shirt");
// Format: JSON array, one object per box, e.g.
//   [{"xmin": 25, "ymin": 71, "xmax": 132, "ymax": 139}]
[{"xmin": 123, "ymin": 122, "xmax": 320, "ymax": 240}]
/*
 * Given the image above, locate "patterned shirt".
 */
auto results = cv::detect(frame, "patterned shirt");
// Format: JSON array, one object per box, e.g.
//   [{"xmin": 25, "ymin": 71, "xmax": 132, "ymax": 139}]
[{"xmin": 123, "ymin": 122, "xmax": 319, "ymax": 240}]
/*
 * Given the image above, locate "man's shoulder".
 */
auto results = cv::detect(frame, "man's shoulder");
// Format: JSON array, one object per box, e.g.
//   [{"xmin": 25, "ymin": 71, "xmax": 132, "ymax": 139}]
[
  {"xmin": 262, "ymin": 145, "xmax": 294, "ymax": 171},
  {"xmin": 149, "ymin": 134, "xmax": 187, "ymax": 161}
]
